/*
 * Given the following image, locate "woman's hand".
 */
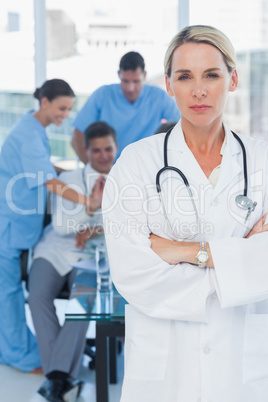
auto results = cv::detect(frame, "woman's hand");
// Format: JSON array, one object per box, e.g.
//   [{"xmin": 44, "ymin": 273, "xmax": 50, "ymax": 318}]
[
  {"xmin": 245, "ymin": 214, "xmax": 268, "ymax": 238},
  {"xmin": 86, "ymin": 176, "xmax": 106, "ymax": 215}
]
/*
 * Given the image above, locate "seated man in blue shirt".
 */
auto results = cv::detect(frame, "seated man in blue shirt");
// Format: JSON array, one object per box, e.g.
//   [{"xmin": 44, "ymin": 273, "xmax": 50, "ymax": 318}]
[{"xmin": 71, "ymin": 51, "xmax": 180, "ymax": 163}]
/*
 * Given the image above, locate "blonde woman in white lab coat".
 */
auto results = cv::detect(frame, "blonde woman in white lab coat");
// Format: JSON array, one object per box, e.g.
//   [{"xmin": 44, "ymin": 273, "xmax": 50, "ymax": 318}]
[{"xmin": 102, "ymin": 25, "xmax": 268, "ymax": 402}]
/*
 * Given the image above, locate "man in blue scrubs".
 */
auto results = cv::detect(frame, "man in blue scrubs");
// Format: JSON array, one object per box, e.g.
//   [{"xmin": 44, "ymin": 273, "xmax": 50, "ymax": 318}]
[{"xmin": 71, "ymin": 51, "xmax": 180, "ymax": 163}]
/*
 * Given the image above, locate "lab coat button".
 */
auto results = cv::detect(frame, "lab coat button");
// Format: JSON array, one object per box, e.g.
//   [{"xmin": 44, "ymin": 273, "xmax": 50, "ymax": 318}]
[
  {"xmin": 212, "ymin": 199, "xmax": 218, "ymax": 206},
  {"xmin": 203, "ymin": 346, "xmax": 211, "ymax": 354}
]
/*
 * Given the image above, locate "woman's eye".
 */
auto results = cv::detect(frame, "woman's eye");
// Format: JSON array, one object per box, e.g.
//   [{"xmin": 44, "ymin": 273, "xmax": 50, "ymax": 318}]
[
  {"xmin": 207, "ymin": 73, "xmax": 219, "ymax": 79},
  {"xmin": 178, "ymin": 75, "xmax": 190, "ymax": 81}
]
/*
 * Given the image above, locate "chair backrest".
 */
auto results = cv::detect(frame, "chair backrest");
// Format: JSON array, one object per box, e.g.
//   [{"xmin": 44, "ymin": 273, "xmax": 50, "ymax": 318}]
[
  {"xmin": 20, "ymin": 195, "xmax": 71, "ymax": 299},
  {"xmin": 20, "ymin": 248, "xmax": 71, "ymax": 299},
  {"xmin": 20, "ymin": 197, "xmax": 51, "ymax": 284},
  {"xmin": 20, "ymin": 249, "xmax": 29, "ymax": 282}
]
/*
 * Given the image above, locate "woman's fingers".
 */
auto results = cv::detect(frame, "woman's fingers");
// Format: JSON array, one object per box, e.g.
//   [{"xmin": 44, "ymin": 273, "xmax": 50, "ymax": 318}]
[{"xmin": 245, "ymin": 214, "xmax": 268, "ymax": 238}]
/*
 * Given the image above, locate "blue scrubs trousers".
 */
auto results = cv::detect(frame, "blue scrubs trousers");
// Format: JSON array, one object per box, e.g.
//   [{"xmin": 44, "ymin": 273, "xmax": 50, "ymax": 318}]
[{"xmin": 0, "ymin": 246, "xmax": 41, "ymax": 371}]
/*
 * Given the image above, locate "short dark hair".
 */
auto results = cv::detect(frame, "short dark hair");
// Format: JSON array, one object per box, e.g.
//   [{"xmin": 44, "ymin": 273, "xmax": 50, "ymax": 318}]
[
  {"xmin": 33, "ymin": 79, "xmax": 75, "ymax": 103},
  {"xmin": 119, "ymin": 51, "xmax": 145, "ymax": 72},
  {"xmin": 84, "ymin": 121, "xmax": 117, "ymax": 148},
  {"xmin": 155, "ymin": 121, "xmax": 177, "ymax": 134}
]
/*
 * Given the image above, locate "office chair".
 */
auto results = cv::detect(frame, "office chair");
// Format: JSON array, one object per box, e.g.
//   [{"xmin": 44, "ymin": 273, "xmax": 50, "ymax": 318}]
[
  {"xmin": 20, "ymin": 208, "xmax": 97, "ymax": 369},
  {"xmin": 20, "ymin": 247, "xmax": 97, "ymax": 369}
]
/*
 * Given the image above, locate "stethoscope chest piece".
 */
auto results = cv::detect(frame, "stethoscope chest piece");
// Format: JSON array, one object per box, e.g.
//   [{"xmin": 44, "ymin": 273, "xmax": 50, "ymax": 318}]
[
  {"xmin": 235, "ymin": 195, "xmax": 256, "ymax": 211},
  {"xmin": 235, "ymin": 195, "xmax": 257, "ymax": 222}
]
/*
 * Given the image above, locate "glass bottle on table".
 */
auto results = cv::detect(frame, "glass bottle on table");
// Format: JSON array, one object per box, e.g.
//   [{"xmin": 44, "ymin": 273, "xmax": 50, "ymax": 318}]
[
  {"xmin": 95, "ymin": 245, "xmax": 113, "ymax": 315},
  {"xmin": 95, "ymin": 245, "xmax": 112, "ymax": 292}
]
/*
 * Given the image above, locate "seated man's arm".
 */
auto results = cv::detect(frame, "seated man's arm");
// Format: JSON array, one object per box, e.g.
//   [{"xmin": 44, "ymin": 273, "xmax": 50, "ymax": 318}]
[{"xmin": 75, "ymin": 226, "xmax": 104, "ymax": 249}]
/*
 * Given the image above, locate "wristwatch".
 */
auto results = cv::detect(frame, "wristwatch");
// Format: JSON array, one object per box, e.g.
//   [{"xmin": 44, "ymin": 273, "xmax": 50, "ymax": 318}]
[{"xmin": 196, "ymin": 241, "xmax": 209, "ymax": 268}]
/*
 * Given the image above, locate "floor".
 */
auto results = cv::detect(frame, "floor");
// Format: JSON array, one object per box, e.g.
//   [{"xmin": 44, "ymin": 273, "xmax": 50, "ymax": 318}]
[
  {"xmin": 0, "ymin": 300, "xmax": 124, "ymax": 402},
  {"xmin": 0, "ymin": 354, "xmax": 124, "ymax": 402}
]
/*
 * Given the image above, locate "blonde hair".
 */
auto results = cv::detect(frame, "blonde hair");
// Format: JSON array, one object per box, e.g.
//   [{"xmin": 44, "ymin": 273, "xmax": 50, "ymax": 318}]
[{"xmin": 164, "ymin": 25, "xmax": 236, "ymax": 77}]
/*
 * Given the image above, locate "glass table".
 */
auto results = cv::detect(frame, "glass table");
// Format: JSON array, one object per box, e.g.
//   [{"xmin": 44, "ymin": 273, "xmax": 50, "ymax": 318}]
[{"xmin": 65, "ymin": 262, "xmax": 126, "ymax": 402}]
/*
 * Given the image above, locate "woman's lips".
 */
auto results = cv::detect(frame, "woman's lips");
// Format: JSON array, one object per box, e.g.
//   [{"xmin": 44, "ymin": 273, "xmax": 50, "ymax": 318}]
[{"xmin": 189, "ymin": 105, "xmax": 212, "ymax": 112}]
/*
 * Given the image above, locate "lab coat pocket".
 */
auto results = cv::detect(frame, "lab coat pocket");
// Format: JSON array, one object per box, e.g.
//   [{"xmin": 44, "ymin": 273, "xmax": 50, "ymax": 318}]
[
  {"xmin": 243, "ymin": 314, "xmax": 268, "ymax": 383},
  {"xmin": 124, "ymin": 304, "xmax": 171, "ymax": 380}
]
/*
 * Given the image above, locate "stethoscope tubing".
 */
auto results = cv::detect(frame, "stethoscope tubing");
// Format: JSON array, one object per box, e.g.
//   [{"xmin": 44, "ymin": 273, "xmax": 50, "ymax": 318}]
[
  {"xmin": 155, "ymin": 127, "xmax": 254, "ymax": 238},
  {"xmin": 156, "ymin": 127, "xmax": 248, "ymax": 197},
  {"xmin": 231, "ymin": 132, "xmax": 248, "ymax": 197}
]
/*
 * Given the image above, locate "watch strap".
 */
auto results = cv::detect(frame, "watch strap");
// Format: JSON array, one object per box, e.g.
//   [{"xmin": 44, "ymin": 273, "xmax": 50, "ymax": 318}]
[{"xmin": 196, "ymin": 241, "xmax": 209, "ymax": 268}]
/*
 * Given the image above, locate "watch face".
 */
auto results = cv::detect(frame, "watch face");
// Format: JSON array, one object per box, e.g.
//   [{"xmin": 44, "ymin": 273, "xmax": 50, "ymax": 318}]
[{"xmin": 199, "ymin": 252, "xmax": 208, "ymax": 262}]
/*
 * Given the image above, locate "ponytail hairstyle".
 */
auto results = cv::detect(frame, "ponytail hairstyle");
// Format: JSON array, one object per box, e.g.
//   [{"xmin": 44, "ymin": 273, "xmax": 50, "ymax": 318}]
[{"xmin": 33, "ymin": 79, "xmax": 75, "ymax": 103}]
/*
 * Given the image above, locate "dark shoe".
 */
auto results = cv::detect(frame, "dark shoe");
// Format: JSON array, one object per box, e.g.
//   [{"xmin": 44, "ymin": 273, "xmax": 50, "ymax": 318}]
[
  {"xmin": 38, "ymin": 378, "xmax": 79, "ymax": 402},
  {"xmin": 38, "ymin": 379, "xmax": 65, "ymax": 402},
  {"xmin": 72, "ymin": 379, "xmax": 85, "ymax": 397},
  {"xmin": 60, "ymin": 379, "xmax": 80, "ymax": 402}
]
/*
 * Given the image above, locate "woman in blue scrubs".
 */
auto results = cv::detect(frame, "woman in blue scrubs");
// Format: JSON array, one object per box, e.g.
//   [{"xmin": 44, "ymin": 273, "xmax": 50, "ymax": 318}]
[{"xmin": 0, "ymin": 79, "xmax": 103, "ymax": 373}]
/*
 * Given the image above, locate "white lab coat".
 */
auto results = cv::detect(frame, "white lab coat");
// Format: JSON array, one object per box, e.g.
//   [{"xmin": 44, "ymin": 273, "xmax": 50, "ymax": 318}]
[{"xmin": 102, "ymin": 121, "xmax": 268, "ymax": 402}]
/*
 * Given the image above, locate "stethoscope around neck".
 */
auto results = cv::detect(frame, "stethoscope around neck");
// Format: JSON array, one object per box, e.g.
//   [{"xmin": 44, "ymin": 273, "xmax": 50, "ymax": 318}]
[{"xmin": 155, "ymin": 127, "xmax": 257, "ymax": 240}]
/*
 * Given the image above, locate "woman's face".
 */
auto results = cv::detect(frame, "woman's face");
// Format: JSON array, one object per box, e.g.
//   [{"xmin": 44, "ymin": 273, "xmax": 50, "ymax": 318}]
[
  {"xmin": 165, "ymin": 42, "xmax": 238, "ymax": 130},
  {"xmin": 41, "ymin": 96, "xmax": 74, "ymax": 126}
]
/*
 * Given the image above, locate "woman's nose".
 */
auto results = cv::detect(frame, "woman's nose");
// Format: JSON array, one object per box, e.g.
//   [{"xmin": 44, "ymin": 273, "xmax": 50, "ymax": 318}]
[{"xmin": 192, "ymin": 84, "xmax": 207, "ymax": 98}]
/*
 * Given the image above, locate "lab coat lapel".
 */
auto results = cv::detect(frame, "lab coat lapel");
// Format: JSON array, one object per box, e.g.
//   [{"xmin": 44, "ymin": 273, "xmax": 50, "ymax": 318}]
[
  {"xmin": 211, "ymin": 126, "xmax": 242, "ymax": 201},
  {"xmin": 166, "ymin": 121, "xmax": 210, "ymax": 188},
  {"xmin": 165, "ymin": 122, "xmax": 243, "ymax": 201}
]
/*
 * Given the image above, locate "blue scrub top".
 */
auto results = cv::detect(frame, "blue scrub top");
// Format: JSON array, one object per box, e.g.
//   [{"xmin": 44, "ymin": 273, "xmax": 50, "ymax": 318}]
[
  {"xmin": 73, "ymin": 84, "xmax": 180, "ymax": 157},
  {"xmin": 0, "ymin": 111, "xmax": 57, "ymax": 249}
]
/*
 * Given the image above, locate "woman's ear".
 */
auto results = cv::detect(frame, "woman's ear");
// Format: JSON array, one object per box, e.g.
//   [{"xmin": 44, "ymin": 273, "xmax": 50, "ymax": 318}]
[
  {"xmin": 165, "ymin": 74, "xmax": 174, "ymax": 97},
  {"xmin": 229, "ymin": 69, "xmax": 238, "ymax": 92},
  {"xmin": 40, "ymin": 97, "xmax": 49, "ymax": 109}
]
